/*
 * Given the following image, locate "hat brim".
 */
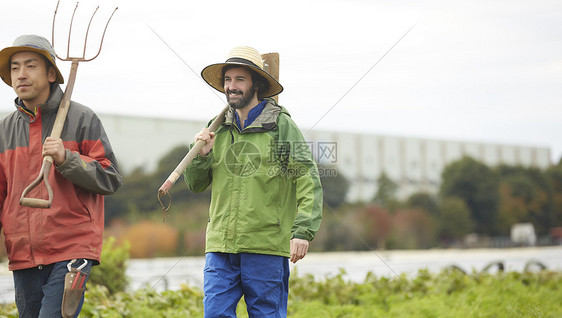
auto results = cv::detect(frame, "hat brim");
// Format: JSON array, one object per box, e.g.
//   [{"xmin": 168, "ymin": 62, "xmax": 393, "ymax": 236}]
[
  {"xmin": 201, "ymin": 62, "xmax": 283, "ymax": 98},
  {"xmin": 0, "ymin": 46, "xmax": 64, "ymax": 87}
]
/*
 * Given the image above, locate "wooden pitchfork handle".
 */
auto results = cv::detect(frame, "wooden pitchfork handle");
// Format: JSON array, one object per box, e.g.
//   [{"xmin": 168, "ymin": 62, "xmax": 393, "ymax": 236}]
[
  {"xmin": 20, "ymin": 60, "xmax": 80, "ymax": 208},
  {"xmin": 157, "ymin": 105, "xmax": 229, "ymax": 210}
]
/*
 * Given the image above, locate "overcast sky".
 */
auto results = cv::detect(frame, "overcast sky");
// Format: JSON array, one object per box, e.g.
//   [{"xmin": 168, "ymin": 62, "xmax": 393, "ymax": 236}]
[{"xmin": 2, "ymin": 0, "xmax": 562, "ymax": 163}]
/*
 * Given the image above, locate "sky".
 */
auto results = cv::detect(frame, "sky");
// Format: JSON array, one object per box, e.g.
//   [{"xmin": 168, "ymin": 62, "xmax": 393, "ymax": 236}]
[{"xmin": 1, "ymin": 0, "xmax": 562, "ymax": 163}]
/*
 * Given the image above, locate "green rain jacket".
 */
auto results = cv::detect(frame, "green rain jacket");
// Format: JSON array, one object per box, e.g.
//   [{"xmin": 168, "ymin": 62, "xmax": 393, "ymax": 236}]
[{"xmin": 184, "ymin": 99, "xmax": 323, "ymax": 257}]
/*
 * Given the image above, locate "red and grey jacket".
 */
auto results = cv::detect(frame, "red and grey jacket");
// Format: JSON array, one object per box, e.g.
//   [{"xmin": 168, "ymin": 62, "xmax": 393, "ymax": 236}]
[{"xmin": 0, "ymin": 84, "xmax": 122, "ymax": 271}]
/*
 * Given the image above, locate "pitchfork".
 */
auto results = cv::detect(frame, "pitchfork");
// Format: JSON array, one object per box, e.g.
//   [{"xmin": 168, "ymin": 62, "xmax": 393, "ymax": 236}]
[{"xmin": 19, "ymin": 1, "xmax": 118, "ymax": 208}]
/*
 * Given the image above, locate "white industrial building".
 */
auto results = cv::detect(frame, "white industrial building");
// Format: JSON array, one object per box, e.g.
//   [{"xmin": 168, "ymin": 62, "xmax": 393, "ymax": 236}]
[
  {"xmin": 0, "ymin": 111, "xmax": 552, "ymax": 202},
  {"xmin": 303, "ymin": 130, "xmax": 550, "ymax": 202}
]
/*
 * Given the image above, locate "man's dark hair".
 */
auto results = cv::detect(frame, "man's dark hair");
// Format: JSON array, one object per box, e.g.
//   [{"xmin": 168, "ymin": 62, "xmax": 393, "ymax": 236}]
[
  {"xmin": 39, "ymin": 55, "xmax": 54, "ymax": 69},
  {"xmin": 222, "ymin": 65, "xmax": 271, "ymax": 100},
  {"xmin": 39, "ymin": 55, "xmax": 57, "ymax": 77}
]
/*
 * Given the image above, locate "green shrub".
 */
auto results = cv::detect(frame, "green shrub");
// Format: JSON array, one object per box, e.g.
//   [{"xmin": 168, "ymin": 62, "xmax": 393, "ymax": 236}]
[
  {"xmin": 288, "ymin": 269, "xmax": 562, "ymax": 318},
  {"xmin": 88, "ymin": 236, "xmax": 130, "ymax": 294},
  {"xmin": 80, "ymin": 283, "xmax": 205, "ymax": 317}
]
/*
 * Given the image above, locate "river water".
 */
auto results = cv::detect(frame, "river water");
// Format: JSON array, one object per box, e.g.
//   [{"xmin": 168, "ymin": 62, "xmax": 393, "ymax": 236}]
[{"xmin": 1, "ymin": 246, "xmax": 561, "ymax": 303}]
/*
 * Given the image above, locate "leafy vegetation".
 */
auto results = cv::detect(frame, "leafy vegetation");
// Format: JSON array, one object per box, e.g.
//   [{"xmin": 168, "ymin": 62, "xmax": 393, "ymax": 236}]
[
  {"xmin": 439, "ymin": 196, "xmax": 474, "ymax": 241},
  {"xmin": 88, "ymin": 237, "xmax": 130, "ymax": 294},
  {"xmin": 2, "ymin": 268, "xmax": 559, "ymax": 317},
  {"xmin": 373, "ymin": 172, "xmax": 399, "ymax": 211},
  {"xmin": 319, "ymin": 164, "xmax": 349, "ymax": 209},
  {"xmin": 2, "ymin": 236, "xmax": 561, "ymax": 317},
  {"xmin": 440, "ymin": 157, "xmax": 500, "ymax": 235}
]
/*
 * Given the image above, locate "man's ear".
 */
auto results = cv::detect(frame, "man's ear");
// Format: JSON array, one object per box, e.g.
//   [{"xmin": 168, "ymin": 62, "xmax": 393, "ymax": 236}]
[{"xmin": 47, "ymin": 66, "xmax": 57, "ymax": 83}]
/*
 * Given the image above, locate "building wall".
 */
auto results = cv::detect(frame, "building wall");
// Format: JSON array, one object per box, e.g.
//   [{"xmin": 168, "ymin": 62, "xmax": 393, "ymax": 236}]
[
  {"xmin": 98, "ymin": 114, "xmax": 202, "ymax": 172},
  {"xmin": 1, "ymin": 111, "xmax": 552, "ymax": 202},
  {"xmin": 303, "ymin": 130, "xmax": 551, "ymax": 202}
]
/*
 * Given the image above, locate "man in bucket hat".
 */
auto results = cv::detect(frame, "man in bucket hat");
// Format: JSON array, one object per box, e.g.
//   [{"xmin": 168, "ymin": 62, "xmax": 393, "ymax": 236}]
[
  {"xmin": 0, "ymin": 35, "xmax": 122, "ymax": 317},
  {"xmin": 184, "ymin": 46, "xmax": 323, "ymax": 317}
]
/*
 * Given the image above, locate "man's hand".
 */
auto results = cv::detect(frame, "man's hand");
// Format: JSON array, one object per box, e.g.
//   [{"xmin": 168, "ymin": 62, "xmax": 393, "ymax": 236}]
[
  {"xmin": 42, "ymin": 137, "xmax": 66, "ymax": 165},
  {"xmin": 194, "ymin": 128, "xmax": 215, "ymax": 156},
  {"xmin": 290, "ymin": 238, "xmax": 309, "ymax": 264}
]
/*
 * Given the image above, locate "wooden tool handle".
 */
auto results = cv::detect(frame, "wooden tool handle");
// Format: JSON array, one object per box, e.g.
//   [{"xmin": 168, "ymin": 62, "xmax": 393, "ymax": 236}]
[
  {"xmin": 19, "ymin": 159, "xmax": 54, "ymax": 208},
  {"xmin": 19, "ymin": 60, "xmax": 79, "ymax": 208},
  {"xmin": 158, "ymin": 105, "xmax": 228, "ymax": 196}
]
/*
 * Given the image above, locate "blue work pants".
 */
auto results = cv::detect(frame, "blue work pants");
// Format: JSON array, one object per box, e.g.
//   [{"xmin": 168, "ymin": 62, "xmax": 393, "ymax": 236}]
[
  {"xmin": 203, "ymin": 252, "xmax": 289, "ymax": 318},
  {"xmin": 13, "ymin": 259, "xmax": 92, "ymax": 318}
]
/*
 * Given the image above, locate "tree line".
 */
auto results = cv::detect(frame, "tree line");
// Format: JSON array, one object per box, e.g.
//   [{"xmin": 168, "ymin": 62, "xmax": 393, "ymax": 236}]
[
  {"xmin": 100, "ymin": 145, "xmax": 562, "ymax": 256},
  {"xmin": 362, "ymin": 155, "xmax": 562, "ymax": 249}
]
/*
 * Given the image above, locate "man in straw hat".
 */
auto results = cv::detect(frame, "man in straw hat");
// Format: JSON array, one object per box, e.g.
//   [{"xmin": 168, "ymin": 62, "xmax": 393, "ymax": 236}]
[
  {"xmin": 184, "ymin": 46, "xmax": 323, "ymax": 317},
  {"xmin": 0, "ymin": 34, "xmax": 122, "ymax": 317}
]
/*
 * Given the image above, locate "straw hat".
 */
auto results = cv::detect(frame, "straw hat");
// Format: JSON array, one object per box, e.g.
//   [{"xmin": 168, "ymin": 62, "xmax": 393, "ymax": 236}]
[
  {"xmin": 0, "ymin": 34, "xmax": 64, "ymax": 87},
  {"xmin": 201, "ymin": 46, "xmax": 283, "ymax": 98}
]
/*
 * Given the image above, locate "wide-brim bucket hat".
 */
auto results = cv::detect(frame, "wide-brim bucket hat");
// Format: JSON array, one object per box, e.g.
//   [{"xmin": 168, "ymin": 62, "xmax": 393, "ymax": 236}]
[
  {"xmin": 0, "ymin": 34, "xmax": 64, "ymax": 87},
  {"xmin": 201, "ymin": 46, "xmax": 283, "ymax": 98}
]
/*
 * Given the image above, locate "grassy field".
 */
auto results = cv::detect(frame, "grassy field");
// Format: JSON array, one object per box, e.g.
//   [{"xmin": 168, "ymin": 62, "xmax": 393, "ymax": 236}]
[{"xmin": 1, "ymin": 268, "xmax": 560, "ymax": 317}]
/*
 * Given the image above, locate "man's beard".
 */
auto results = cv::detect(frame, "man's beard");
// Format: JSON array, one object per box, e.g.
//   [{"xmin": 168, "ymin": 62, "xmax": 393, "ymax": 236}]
[{"xmin": 226, "ymin": 85, "xmax": 258, "ymax": 109}]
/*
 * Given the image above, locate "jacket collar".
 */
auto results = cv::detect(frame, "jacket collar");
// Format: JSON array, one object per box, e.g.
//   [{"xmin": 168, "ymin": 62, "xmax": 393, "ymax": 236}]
[
  {"xmin": 39, "ymin": 83, "xmax": 64, "ymax": 115},
  {"xmin": 14, "ymin": 83, "xmax": 63, "ymax": 120},
  {"xmin": 224, "ymin": 98, "xmax": 285, "ymax": 132}
]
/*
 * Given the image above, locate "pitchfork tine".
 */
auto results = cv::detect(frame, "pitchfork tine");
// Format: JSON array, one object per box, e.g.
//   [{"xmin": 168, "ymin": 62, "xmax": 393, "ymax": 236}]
[
  {"xmin": 86, "ymin": 6, "xmax": 118, "ymax": 61},
  {"xmin": 83, "ymin": 6, "xmax": 100, "ymax": 58},
  {"xmin": 52, "ymin": 0, "xmax": 60, "ymax": 52},
  {"xmin": 52, "ymin": 1, "xmax": 118, "ymax": 61},
  {"xmin": 66, "ymin": 2, "xmax": 79, "ymax": 59}
]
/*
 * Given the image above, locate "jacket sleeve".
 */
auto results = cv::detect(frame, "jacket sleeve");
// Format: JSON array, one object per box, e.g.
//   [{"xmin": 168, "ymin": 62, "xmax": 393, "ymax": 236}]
[
  {"xmin": 184, "ymin": 150, "xmax": 214, "ymax": 193},
  {"xmin": 56, "ymin": 114, "xmax": 122, "ymax": 195},
  {"xmin": 282, "ymin": 116, "xmax": 323, "ymax": 241},
  {"xmin": 183, "ymin": 118, "xmax": 216, "ymax": 193},
  {"xmin": 0, "ymin": 163, "xmax": 5, "ymax": 228}
]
